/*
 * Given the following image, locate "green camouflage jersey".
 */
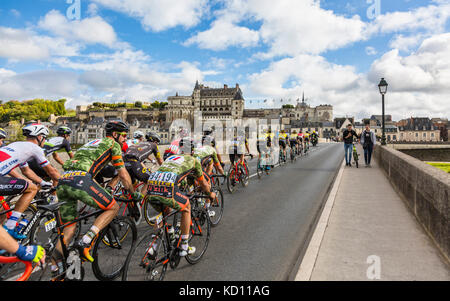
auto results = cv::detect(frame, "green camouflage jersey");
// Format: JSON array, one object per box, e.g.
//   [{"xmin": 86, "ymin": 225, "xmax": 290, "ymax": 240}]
[
  {"xmin": 151, "ymin": 154, "xmax": 203, "ymax": 183},
  {"xmin": 193, "ymin": 145, "xmax": 219, "ymax": 164},
  {"xmin": 63, "ymin": 137, "xmax": 124, "ymax": 176}
]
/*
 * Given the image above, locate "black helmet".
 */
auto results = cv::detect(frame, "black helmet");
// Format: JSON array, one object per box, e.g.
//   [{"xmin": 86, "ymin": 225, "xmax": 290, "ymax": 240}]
[
  {"xmin": 56, "ymin": 126, "xmax": 72, "ymax": 136},
  {"xmin": 203, "ymin": 126, "xmax": 213, "ymax": 136},
  {"xmin": 179, "ymin": 137, "xmax": 195, "ymax": 154},
  {"xmin": 146, "ymin": 132, "xmax": 160, "ymax": 143},
  {"xmin": 105, "ymin": 120, "xmax": 129, "ymax": 135},
  {"xmin": 0, "ymin": 128, "xmax": 7, "ymax": 139}
]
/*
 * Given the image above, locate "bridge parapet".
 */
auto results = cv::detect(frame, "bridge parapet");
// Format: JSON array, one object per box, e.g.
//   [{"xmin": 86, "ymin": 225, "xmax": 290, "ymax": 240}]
[{"xmin": 374, "ymin": 145, "xmax": 449, "ymax": 261}]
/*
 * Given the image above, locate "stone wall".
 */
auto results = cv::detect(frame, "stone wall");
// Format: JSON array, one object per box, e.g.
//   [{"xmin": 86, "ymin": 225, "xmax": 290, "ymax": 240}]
[
  {"xmin": 398, "ymin": 148, "xmax": 450, "ymax": 162},
  {"xmin": 374, "ymin": 145, "xmax": 449, "ymax": 260}
]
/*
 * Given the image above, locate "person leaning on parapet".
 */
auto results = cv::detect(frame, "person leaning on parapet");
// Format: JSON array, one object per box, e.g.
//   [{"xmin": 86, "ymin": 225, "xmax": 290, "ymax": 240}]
[
  {"xmin": 342, "ymin": 124, "xmax": 358, "ymax": 167},
  {"xmin": 360, "ymin": 122, "xmax": 376, "ymax": 167}
]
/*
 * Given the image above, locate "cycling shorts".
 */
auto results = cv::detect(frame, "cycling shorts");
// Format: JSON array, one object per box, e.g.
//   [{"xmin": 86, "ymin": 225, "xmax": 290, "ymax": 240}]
[
  {"xmin": 56, "ymin": 171, "xmax": 116, "ymax": 223},
  {"xmin": 94, "ymin": 165, "xmax": 118, "ymax": 185},
  {"xmin": 279, "ymin": 140, "xmax": 287, "ymax": 149},
  {"xmin": 289, "ymin": 139, "xmax": 297, "ymax": 146},
  {"xmin": 125, "ymin": 160, "xmax": 151, "ymax": 184},
  {"xmin": 0, "ymin": 176, "xmax": 28, "ymax": 196}
]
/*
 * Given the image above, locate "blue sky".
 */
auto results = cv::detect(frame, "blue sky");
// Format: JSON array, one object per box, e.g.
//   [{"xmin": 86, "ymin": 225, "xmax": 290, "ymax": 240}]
[{"xmin": 0, "ymin": 0, "xmax": 449, "ymax": 120}]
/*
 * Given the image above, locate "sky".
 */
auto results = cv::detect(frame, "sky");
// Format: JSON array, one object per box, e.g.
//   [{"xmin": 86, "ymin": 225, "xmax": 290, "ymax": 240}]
[{"xmin": 0, "ymin": 0, "xmax": 449, "ymax": 121}]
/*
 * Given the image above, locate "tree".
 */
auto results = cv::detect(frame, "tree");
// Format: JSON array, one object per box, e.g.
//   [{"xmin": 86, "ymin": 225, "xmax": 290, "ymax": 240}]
[
  {"xmin": 282, "ymin": 104, "xmax": 294, "ymax": 109},
  {"xmin": 134, "ymin": 101, "xmax": 142, "ymax": 108}
]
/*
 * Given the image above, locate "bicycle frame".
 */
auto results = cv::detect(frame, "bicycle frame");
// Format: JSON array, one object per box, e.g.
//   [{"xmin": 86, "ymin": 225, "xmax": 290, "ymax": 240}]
[{"xmin": 0, "ymin": 256, "xmax": 33, "ymax": 281}]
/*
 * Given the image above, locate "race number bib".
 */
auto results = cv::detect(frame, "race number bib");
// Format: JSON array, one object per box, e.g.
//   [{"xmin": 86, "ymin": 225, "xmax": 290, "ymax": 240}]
[{"xmin": 148, "ymin": 171, "xmax": 178, "ymax": 187}]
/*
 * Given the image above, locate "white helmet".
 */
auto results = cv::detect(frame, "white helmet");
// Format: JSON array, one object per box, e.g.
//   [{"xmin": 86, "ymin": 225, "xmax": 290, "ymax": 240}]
[
  {"xmin": 133, "ymin": 131, "xmax": 144, "ymax": 139},
  {"xmin": 22, "ymin": 124, "xmax": 49, "ymax": 138}
]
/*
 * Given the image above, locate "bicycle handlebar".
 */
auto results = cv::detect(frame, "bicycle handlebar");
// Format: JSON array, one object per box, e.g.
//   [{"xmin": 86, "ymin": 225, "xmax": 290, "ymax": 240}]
[{"xmin": 0, "ymin": 256, "xmax": 33, "ymax": 281}]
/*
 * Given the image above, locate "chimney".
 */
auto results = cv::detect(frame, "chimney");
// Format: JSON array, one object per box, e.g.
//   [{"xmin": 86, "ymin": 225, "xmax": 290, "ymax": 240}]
[
  {"xmin": 224, "ymin": 84, "xmax": 228, "ymax": 89},
  {"xmin": 236, "ymin": 83, "xmax": 239, "ymax": 89}
]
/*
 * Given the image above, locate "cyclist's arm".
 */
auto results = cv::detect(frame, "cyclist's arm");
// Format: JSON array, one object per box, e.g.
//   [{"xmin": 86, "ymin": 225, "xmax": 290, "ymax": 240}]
[
  {"xmin": 52, "ymin": 152, "xmax": 65, "ymax": 166},
  {"xmin": 42, "ymin": 164, "xmax": 61, "ymax": 184},
  {"xmin": 117, "ymin": 167, "xmax": 134, "ymax": 193},
  {"xmin": 20, "ymin": 165, "xmax": 44, "ymax": 184},
  {"xmin": 0, "ymin": 226, "xmax": 20, "ymax": 254},
  {"xmin": 0, "ymin": 227, "xmax": 45, "ymax": 265}
]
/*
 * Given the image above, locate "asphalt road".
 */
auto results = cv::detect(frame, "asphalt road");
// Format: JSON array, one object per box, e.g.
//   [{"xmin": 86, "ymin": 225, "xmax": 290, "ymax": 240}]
[
  {"xmin": 159, "ymin": 142, "xmax": 344, "ymax": 281},
  {"xmin": 23, "ymin": 142, "xmax": 343, "ymax": 281}
]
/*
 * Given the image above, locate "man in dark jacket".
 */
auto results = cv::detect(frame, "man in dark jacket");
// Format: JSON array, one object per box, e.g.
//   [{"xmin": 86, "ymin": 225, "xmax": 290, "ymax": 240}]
[
  {"xmin": 343, "ymin": 124, "xmax": 358, "ymax": 167},
  {"xmin": 360, "ymin": 123, "xmax": 376, "ymax": 167}
]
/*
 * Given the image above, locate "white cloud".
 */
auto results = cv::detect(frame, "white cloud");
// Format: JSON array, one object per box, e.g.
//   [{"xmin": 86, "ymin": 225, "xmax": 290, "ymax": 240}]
[
  {"xmin": 366, "ymin": 3, "xmax": 450, "ymax": 36},
  {"xmin": 185, "ymin": 0, "xmax": 366, "ymax": 56},
  {"xmin": 0, "ymin": 27, "xmax": 50, "ymax": 60},
  {"xmin": 91, "ymin": 0, "xmax": 208, "ymax": 32},
  {"xmin": 184, "ymin": 19, "xmax": 260, "ymax": 50},
  {"xmin": 38, "ymin": 10, "xmax": 118, "ymax": 47}
]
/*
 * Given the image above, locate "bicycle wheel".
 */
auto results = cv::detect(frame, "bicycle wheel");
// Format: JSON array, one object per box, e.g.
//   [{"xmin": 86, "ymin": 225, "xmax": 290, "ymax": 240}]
[
  {"xmin": 226, "ymin": 166, "xmax": 237, "ymax": 194},
  {"xmin": 91, "ymin": 216, "xmax": 137, "ymax": 281},
  {"xmin": 209, "ymin": 187, "xmax": 224, "ymax": 227},
  {"xmin": 240, "ymin": 165, "xmax": 249, "ymax": 187},
  {"xmin": 185, "ymin": 205, "xmax": 210, "ymax": 265},
  {"xmin": 122, "ymin": 229, "xmax": 168, "ymax": 281}
]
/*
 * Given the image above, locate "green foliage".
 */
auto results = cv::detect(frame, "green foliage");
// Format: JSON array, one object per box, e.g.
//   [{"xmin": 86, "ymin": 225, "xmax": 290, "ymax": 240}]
[
  {"xmin": 282, "ymin": 104, "xmax": 294, "ymax": 109},
  {"xmin": 0, "ymin": 99, "xmax": 67, "ymax": 123},
  {"xmin": 427, "ymin": 162, "xmax": 450, "ymax": 173}
]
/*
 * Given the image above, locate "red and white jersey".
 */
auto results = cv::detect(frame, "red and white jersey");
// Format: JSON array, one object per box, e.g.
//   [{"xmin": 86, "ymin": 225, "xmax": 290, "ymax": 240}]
[
  {"xmin": 164, "ymin": 139, "xmax": 181, "ymax": 156},
  {"xmin": 0, "ymin": 142, "xmax": 49, "ymax": 176}
]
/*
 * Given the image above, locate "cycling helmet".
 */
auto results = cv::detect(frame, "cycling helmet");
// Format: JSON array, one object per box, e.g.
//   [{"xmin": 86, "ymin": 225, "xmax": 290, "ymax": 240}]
[
  {"xmin": 202, "ymin": 135, "xmax": 215, "ymax": 147},
  {"xmin": 0, "ymin": 128, "xmax": 7, "ymax": 139},
  {"xmin": 203, "ymin": 126, "xmax": 213, "ymax": 136},
  {"xmin": 22, "ymin": 124, "xmax": 49, "ymax": 138},
  {"xmin": 146, "ymin": 132, "xmax": 160, "ymax": 143},
  {"xmin": 56, "ymin": 126, "xmax": 72, "ymax": 136},
  {"xmin": 179, "ymin": 137, "xmax": 195, "ymax": 154},
  {"xmin": 179, "ymin": 128, "xmax": 189, "ymax": 138},
  {"xmin": 105, "ymin": 120, "xmax": 129, "ymax": 135},
  {"xmin": 133, "ymin": 131, "xmax": 144, "ymax": 139}
]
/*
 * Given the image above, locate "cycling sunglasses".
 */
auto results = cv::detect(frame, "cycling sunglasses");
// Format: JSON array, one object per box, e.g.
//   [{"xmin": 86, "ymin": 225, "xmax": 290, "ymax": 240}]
[{"xmin": 116, "ymin": 132, "xmax": 127, "ymax": 138}]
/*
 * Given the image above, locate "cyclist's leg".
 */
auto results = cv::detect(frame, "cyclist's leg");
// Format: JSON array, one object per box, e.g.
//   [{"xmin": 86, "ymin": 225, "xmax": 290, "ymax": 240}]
[
  {"xmin": 1, "ymin": 176, "xmax": 37, "ymax": 238},
  {"xmin": 57, "ymin": 172, "xmax": 119, "ymax": 261}
]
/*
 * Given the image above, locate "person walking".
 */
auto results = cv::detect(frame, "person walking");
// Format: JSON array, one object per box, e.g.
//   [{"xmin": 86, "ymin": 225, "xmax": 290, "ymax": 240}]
[
  {"xmin": 360, "ymin": 122, "xmax": 376, "ymax": 167},
  {"xmin": 343, "ymin": 124, "xmax": 358, "ymax": 167}
]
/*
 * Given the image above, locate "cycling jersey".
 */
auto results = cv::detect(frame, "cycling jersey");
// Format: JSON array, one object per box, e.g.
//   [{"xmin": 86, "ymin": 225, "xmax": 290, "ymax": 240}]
[
  {"xmin": 228, "ymin": 136, "xmax": 248, "ymax": 154},
  {"xmin": 289, "ymin": 134, "xmax": 298, "ymax": 141},
  {"xmin": 193, "ymin": 145, "xmax": 219, "ymax": 166},
  {"xmin": 278, "ymin": 133, "xmax": 288, "ymax": 142},
  {"xmin": 43, "ymin": 137, "xmax": 72, "ymax": 157},
  {"xmin": 147, "ymin": 154, "xmax": 203, "ymax": 212},
  {"xmin": 304, "ymin": 134, "xmax": 310, "ymax": 141},
  {"xmin": 63, "ymin": 137, "xmax": 124, "ymax": 176},
  {"xmin": 0, "ymin": 142, "xmax": 49, "ymax": 176},
  {"xmin": 164, "ymin": 139, "xmax": 181, "ymax": 159},
  {"xmin": 124, "ymin": 142, "xmax": 161, "ymax": 162}
]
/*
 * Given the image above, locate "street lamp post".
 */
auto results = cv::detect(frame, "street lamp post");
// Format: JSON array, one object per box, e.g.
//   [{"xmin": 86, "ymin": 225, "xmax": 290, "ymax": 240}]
[{"xmin": 378, "ymin": 78, "xmax": 388, "ymax": 146}]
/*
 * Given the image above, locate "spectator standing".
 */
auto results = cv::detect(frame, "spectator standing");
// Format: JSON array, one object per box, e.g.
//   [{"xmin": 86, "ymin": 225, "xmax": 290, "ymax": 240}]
[
  {"xmin": 342, "ymin": 124, "xmax": 358, "ymax": 167},
  {"xmin": 360, "ymin": 122, "xmax": 376, "ymax": 167}
]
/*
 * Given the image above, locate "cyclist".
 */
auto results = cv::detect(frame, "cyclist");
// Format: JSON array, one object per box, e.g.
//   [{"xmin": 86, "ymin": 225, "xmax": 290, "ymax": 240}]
[
  {"xmin": 304, "ymin": 131, "xmax": 310, "ymax": 153},
  {"xmin": 311, "ymin": 130, "xmax": 319, "ymax": 146},
  {"xmin": 0, "ymin": 124, "xmax": 60, "ymax": 239},
  {"xmin": 202, "ymin": 127, "xmax": 225, "ymax": 168},
  {"xmin": 0, "ymin": 128, "xmax": 7, "ymax": 146},
  {"xmin": 256, "ymin": 132, "xmax": 271, "ymax": 174},
  {"xmin": 228, "ymin": 129, "xmax": 250, "ymax": 166},
  {"xmin": 126, "ymin": 131, "xmax": 145, "ymax": 146},
  {"xmin": 27, "ymin": 126, "xmax": 74, "ymax": 181},
  {"xmin": 55, "ymin": 120, "xmax": 142, "ymax": 263},
  {"xmin": 163, "ymin": 128, "xmax": 189, "ymax": 160},
  {"xmin": 297, "ymin": 130, "xmax": 304, "ymax": 154},
  {"xmin": 0, "ymin": 226, "xmax": 45, "ymax": 265},
  {"xmin": 193, "ymin": 144, "xmax": 225, "ymax": 217},
  {"xmin": 278, "ymin": 129, "xmax": 288, "ymax": 162},
  {"xmin": 289, "ymin": 131, "xmax": 298, "ymax": 156},
  {"xmin": 123, "ymin": 131, "xmax": 164, "ymax": 194},
  {"xmin": 147, "ymin": 137, "xmax": 216, "ymax": 257}
]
